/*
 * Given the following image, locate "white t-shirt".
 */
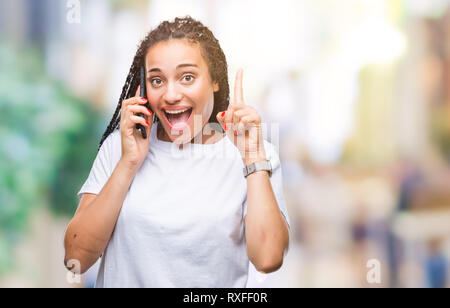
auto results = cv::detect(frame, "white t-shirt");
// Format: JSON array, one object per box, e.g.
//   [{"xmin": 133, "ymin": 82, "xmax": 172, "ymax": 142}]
[{"xmin": 77, "ymin": 121, "xmax": 291, "ymax": 288}]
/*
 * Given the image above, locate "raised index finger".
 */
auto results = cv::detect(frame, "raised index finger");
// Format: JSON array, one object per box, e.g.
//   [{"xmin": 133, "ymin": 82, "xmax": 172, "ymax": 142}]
[{"xmin": 233, "ymin": 68, "xmax": 244, "ymax": 105}]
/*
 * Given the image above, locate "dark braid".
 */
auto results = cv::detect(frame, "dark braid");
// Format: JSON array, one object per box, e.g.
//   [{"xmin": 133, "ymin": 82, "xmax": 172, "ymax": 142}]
[{"xmin": 98, "ymin": 15, "xmax": 230, "ymax": 151}]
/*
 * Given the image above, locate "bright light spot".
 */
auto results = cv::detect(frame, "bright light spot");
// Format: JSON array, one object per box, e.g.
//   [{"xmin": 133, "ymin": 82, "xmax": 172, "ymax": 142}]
[{"xmin": 341, "ymin": 18, "xmax": 408, "ymax": 66}]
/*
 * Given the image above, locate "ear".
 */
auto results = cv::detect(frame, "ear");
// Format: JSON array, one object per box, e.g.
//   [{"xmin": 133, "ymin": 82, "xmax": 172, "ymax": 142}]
[{"xmin": 213, "ymin": 81, "xmax": 219, "ymax": 92}]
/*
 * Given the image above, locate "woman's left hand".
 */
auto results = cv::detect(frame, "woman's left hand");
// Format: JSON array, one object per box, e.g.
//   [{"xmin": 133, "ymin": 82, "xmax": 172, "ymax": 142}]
[{"xmin": 216, "ymin": 68, "xmax": 267, "ymax": 165}]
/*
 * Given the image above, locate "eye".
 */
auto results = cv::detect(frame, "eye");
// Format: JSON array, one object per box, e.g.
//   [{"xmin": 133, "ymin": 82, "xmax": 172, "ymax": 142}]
[
  {"xmin": 150, "ymin": 77, "xmax": 163, "ymax": 87},
  {"xmin": 182, "ymin": 74, "xmax": 195, "ymax": 83}
]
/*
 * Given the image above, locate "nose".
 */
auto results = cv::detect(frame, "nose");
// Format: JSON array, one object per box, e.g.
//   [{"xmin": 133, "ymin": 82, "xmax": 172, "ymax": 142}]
[{"xmin": 162, "ymin": 81, "xmax": 183, "ymax": 104}]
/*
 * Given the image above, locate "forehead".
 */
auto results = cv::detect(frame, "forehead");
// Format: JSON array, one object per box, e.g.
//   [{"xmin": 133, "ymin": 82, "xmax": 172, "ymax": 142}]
[{"xmin": 145, "ymin": 39, "xmax": 206, "ymax": 70}]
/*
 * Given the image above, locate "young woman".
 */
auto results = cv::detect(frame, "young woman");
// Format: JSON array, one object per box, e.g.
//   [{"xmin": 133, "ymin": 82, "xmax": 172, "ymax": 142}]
[{"xmin": 64, "ymin": 16, "xmax": 291, "ymax": 288}]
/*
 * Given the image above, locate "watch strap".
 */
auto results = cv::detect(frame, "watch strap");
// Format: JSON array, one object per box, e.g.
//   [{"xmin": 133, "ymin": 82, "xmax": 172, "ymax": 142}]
[{"xmin": 243, "ymin": 160, "xmax": 272, "ymax": 178}]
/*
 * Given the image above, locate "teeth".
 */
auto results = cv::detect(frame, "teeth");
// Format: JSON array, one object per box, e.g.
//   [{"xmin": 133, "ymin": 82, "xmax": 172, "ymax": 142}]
[{"xmin": 165, "ymin": 108, "xmax": 190, "ymax": 114}]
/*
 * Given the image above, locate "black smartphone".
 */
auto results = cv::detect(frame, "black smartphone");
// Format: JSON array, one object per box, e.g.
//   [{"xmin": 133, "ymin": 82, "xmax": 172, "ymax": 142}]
[{"xmin": 136, "ymin": 66, "xmax": 153, "ymax": 139}]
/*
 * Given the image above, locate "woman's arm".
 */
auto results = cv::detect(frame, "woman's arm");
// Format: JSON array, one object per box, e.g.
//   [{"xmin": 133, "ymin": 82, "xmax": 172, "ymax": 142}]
[
  {"xmin": 65, "ymin": 84, "xmax": 153, "ymax": 275},
  {"xmin": 64, "ymin": 159, "xmax": 139, "ymax": 274},
  {"xmin": 216, "ymin": 68, "xmax": 289, "ymax": 273},
  {"xmin": 243, "ymin": 153, "xmax": 290, "ymax": 274}
]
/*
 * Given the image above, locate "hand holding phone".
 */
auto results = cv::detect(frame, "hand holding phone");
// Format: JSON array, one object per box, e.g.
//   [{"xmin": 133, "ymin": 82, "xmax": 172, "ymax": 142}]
[
  {"xmin": 119, "ymin": 75, "xmax": 153, "ymax": 169},
  {"xmin": 136, "ymin": 66, "xmax": 154, "ymax": 139}
]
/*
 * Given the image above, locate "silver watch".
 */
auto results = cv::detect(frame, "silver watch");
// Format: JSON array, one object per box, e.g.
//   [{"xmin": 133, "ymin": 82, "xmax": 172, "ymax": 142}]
[{"xmin": 243, "ymin": 160, "xmax": 272, "ymax": 178}]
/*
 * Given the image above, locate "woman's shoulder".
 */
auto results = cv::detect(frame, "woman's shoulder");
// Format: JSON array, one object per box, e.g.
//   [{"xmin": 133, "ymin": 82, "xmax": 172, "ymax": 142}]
[
  {"xmin": 98, "ymin": 128, "xmax": 122, "ymax": 158},
  {"xmin": 109, "ymin": 127, "xmax": 121, "ymax": 142},
  {"xmin": 101, "ymin": 128, "xmax": 121, "ymax": 147}
]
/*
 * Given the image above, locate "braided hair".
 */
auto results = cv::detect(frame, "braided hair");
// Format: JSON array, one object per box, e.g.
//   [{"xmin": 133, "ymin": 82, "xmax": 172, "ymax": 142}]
[{"xmin": 98, "ymin": 15, "xmax": 230, "ymax": 151}]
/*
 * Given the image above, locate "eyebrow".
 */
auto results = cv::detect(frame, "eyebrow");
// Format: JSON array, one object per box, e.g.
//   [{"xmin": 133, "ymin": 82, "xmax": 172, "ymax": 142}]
[{"xmin": 147, "ymin": 63, "xmax": 198, "ymax": 73}]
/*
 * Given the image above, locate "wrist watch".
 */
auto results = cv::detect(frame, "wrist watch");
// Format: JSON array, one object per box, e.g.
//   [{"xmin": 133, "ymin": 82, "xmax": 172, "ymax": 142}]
[{"xmin": 243, "ymin": 160, "xmax": 272, "ymax": 178}]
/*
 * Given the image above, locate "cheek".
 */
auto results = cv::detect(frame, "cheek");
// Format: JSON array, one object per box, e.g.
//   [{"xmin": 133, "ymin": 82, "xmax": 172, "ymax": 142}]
[
  {"xmin": 148, "ymin": 100, "xmax": 159, "ymax": 113},
  {"xmin": 190, "ymin": 83, "xmax": 215, "ymax": 116},
  {"xmin": 146, "ymin": 91, "xmax": 162, "ymax": 110},
  {"xmin": 195, "ymin": 92, "xmax": 214, "ymax": 122},
  {"xmin": 204, "ymin": 92, "xmax": 215, "ymax": 116}
]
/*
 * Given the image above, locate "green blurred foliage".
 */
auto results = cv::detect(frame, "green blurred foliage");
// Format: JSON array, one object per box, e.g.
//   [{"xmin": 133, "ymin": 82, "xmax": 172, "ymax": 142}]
[{"xmin": 0, "ymin": 42, "xmax": 103, "ymax": 275}]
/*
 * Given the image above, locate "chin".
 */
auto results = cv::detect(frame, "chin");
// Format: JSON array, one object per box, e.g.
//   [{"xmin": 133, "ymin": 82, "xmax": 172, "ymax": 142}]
[{"xmin": 166, "ymin": 124, "xmax": 195, "ymax": 144}]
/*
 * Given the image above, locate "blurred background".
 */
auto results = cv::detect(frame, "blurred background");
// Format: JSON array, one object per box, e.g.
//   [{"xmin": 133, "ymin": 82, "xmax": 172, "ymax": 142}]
[{"xmin": 1, "ymin": 0, "xmax": 450, "ymax": 287}]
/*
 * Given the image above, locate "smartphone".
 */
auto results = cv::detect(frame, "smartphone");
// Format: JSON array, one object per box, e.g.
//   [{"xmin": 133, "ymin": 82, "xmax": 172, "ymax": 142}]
[{"xmin": 136, "ymin": 66, "xmax": 153, "ymax": 139}]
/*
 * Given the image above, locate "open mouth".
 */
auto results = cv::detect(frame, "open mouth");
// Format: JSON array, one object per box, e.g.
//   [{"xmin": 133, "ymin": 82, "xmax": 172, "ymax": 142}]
[{"xmin": 163, "ymin": 107, "xmax": 193, "ymax": 131}]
